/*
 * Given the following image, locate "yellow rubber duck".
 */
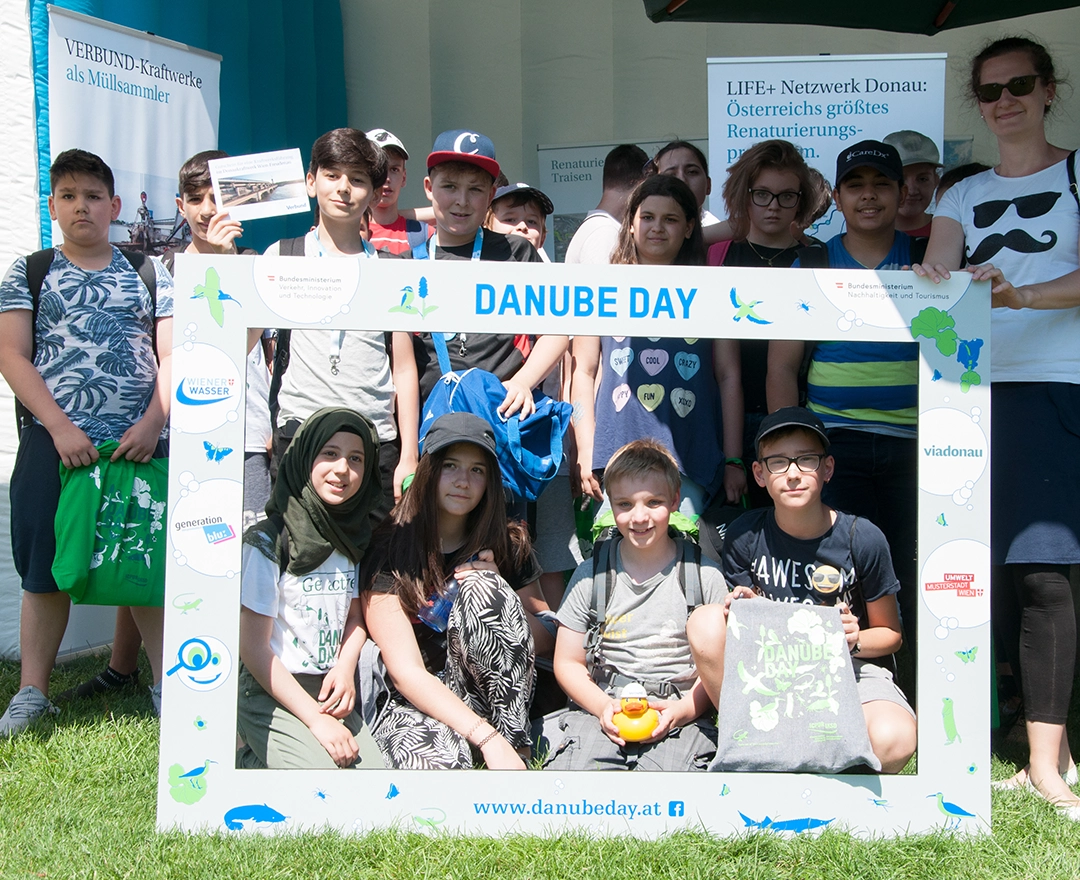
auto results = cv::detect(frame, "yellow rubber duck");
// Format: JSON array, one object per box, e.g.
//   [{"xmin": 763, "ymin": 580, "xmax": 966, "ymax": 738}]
[{"xmin": 612, "ymin": 683, "xmax": 660, "ymax": 742}]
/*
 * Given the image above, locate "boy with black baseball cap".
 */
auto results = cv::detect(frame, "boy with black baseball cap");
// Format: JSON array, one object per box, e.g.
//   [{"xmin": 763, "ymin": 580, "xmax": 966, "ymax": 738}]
[
  {"xmin": 687, "ymin": 407, "xmax": 916, "ymax": 773},
  {"xmin": 485, "ymin": 182, "xmax": 554, "ymax": 259}
]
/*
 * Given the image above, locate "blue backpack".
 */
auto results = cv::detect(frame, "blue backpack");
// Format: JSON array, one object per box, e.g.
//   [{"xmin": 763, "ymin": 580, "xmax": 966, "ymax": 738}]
[{"xmin": 419, "ymin": 333, "xmax": 571, "ymax": 501}]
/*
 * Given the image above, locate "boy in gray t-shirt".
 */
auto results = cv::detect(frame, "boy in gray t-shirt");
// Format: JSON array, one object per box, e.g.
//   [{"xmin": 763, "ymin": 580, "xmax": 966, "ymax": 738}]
[{"xmin": 536, "ymin": 440, "xmax": 726, "ymax": 771}]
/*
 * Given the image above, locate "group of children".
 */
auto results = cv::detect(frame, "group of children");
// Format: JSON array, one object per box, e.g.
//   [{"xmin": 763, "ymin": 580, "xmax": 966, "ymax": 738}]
[{"xmin": 0, "ymin": 121, "xmax": 922, "ymax": 776}]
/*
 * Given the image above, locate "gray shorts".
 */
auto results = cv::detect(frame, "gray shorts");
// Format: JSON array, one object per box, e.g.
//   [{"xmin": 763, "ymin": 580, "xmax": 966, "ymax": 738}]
[
  {"xmin": 533, "ymin": 707, "xmax": 716, "ymax": 772},
  {"xmin": 854, "ymin": 659, "xmax": 915, "ymax": 718}
]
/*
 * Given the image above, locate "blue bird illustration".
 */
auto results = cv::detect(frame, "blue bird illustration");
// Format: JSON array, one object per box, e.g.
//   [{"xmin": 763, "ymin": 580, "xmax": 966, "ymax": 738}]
[
  {"xmin": 730, "ymin": 288, "xmax": 772, "ymax": 325},
  {"xmin": 927, "ymin": 792, "xmax": 976, "ymax": 830},
  {"xmin": 179, "ymin": 759, "xmax": 216, "ymax": 789},
  {"xmin": 386, "ymin": 783, "xmax": 400, "ymax": 799}
]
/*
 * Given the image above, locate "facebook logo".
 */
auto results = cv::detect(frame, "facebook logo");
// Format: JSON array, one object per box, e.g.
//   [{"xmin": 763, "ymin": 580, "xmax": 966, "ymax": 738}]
[{"xmin": 668, "ymin": 801, "xmax": 685, "ymax": 817}]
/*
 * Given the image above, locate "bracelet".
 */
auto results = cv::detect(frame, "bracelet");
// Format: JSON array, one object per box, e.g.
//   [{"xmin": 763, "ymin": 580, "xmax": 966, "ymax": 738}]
[
  {"xmin": 475, "ymin": 728, "xmax": 500, "ymax": 750},
  {"xmin": 725, "ymin": 457, "xmax": 744, "ymax": 468},
  {"xmin": 464, "ymin": 718, "xmax": 485, "ymax": 742}
]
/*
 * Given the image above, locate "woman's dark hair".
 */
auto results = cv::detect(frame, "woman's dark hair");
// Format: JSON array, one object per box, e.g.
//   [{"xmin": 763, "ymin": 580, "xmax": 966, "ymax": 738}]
[
  {"xmin": 611, "ymin": 175, "xmax": 705, "ymax": 266},
  {"xmin": 721, "ymin": 140, "xmax": 816, "ymax": 241},
  {"xmin": 970, "ymin": 37, "xmax": 1062, "ymax": 115},
  {"xmin": 363, "ymin": 443, "xmax": 529, "ymax": 616},
  {"xmin": 649, "ymin": 140, "xmax": 709, "ymax": 176}
]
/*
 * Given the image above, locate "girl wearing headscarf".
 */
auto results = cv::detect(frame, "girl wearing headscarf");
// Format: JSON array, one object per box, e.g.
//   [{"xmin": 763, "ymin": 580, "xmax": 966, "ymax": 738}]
[{"xmin": 236, "ymin": 407, "xmax": 385, "ymax": 770}]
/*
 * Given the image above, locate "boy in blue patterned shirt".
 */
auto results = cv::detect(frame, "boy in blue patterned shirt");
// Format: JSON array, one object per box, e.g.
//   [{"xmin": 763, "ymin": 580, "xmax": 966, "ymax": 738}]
[{"xmin": 0, "ymin": 149, "xmax": 174, "ymax": 734}]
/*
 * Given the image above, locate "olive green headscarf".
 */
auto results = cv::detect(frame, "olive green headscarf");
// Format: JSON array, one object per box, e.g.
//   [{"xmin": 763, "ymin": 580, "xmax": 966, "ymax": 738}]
[{"xmin": 245, "ymin": 407, "xmax": 381, "ymax": 575}]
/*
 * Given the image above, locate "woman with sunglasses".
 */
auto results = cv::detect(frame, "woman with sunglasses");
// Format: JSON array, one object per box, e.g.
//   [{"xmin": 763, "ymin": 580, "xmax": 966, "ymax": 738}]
[{"xmin": 917, "ymin": 37, "xmax": 1080, "ymax": 815}]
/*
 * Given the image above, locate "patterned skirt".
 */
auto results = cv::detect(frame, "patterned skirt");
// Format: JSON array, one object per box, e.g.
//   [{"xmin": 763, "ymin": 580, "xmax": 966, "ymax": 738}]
[{"xmin": 368, "ymin": 570, "xmax": 535, "ymax": 770}]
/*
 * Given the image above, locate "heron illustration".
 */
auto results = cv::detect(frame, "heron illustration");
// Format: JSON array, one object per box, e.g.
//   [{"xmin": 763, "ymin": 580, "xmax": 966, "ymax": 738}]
[
  {"xmin": 179, "ymin": 759, "xmax": 217, "ymax": 790},
  {"xmin": 927, "ymin": 792, "xmax": 976, "ymax": 830}
]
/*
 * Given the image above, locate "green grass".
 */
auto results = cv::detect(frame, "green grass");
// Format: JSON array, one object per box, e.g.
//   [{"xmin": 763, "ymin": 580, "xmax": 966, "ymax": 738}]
[{"xmin": 2, "ymin": 653, "xmax": 1080, "ymax": 880}]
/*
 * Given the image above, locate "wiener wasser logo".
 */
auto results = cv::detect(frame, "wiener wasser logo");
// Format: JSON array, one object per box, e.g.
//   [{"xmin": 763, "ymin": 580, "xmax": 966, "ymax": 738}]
[{"xmin": 176, "ymin": 376, "xmax": 235, "ymax": 406}]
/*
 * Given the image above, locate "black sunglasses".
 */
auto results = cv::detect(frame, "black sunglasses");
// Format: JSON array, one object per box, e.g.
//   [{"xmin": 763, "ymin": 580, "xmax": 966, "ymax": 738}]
[
  {"xmin": 975, "ymin": 74, "xmax": 1039, "ymax": 103},
  {"xmin": 972, "ymin": 191, "xmax": 1061, "ymax": 228}
]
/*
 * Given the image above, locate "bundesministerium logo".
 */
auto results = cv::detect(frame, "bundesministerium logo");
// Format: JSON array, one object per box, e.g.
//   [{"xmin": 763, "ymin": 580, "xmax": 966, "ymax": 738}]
[{"xmin": 389, "ymin": 276, "xmax": 438, "ymax": 318}]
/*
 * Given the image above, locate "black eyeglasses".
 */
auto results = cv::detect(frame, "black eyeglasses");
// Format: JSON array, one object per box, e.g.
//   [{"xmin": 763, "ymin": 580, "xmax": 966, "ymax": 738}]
[
  {"xmin": 975, "ymin": 74, "xmax": 1039, "ymax": 103},
  {"xmin": 760, "ymin": 453, "xmax": 823, "ymax": 475},
  {"xmin": 749, "ymin": 189, "xmax": 801, "ymax": 209}
]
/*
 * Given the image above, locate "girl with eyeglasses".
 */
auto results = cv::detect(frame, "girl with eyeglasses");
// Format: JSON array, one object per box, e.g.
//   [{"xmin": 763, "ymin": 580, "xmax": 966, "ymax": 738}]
[
  {"xmin": 917, "ymin": 37, "xmax": 1080, "ymax": 816},
  {"xmin": 706, "ymin": 140, "xmax": 826, "ymax": 507}
]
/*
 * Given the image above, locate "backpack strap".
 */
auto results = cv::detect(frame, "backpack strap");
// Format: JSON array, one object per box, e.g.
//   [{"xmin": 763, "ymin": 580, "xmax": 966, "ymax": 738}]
[
  {"xmin": 1068, "ymin": 150, "xmax": 1080, "ymax": 211},
  {"xmin": 406, "ymin": 219, "xmax": 429, "ymax": 256},
  {"xmin": 17, "ymin": 249, "xmax": 57, "ymax": 434},
  {"xmin": 277, "ymin": 236, "xmax": 307, "ymax": 257},
  {"xmin": 267, "ymin": 328, "xmax": 292, "ymax": 427},
  {"xmin": 794, "ymin": 243, "xmax": 829, "ymax": 268},
  {"xmin": 678, "ymin": 536, "xmax": 703, "ymax": 612},
  {"xmin": 116, "ymin": 248, "xmax": 158, "ymax": 357},
  {"xmin": 583, "ymin": 535, "xmax": 617, "ymax": 675}
]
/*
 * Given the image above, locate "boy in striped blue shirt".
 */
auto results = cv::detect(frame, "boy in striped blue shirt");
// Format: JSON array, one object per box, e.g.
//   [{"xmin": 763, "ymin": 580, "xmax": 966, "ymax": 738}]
[{"xmin": 769, "ymin": 141, "xmax": 922, "ymax": 677}]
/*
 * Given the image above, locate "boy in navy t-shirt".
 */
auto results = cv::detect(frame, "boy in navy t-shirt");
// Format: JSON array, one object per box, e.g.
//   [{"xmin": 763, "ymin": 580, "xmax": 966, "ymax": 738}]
[{"xmin": 688, "ymin": 407, "xmax": 916, "ymax": 773}]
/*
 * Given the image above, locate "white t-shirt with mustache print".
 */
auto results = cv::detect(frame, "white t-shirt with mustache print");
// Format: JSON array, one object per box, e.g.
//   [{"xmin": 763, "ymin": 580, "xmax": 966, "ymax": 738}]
[{"xmin": 937, "ymin": 159, "xmax": 1080, "ymax": 382}]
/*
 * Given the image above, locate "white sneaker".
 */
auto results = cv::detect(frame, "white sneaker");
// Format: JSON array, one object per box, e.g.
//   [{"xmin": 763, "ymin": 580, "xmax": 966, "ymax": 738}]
[
  {"xmin": 150, "ymin": 681, "xmax": 162, "ymax": 716},
  {"xmin": 0, "ymin": 686, "xmax": 58, "ymax": 736}
]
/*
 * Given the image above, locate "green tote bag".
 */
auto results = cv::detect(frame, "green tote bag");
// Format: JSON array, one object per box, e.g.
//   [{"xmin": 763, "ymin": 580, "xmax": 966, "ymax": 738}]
[{"xmin": 52, "ymin": 441, "xmax": 168, "ymax": 607}]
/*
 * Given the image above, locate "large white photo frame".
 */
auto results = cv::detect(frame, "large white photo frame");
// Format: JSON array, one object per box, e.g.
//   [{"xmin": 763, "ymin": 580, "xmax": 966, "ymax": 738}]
[{"xmin": 159, "ymin": 254, "xmax": 990, "ymax": 836}]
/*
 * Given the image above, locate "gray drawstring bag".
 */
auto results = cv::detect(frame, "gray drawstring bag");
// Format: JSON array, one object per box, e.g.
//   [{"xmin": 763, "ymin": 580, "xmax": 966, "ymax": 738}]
[{"xmin": 711, "ymin": 597, "xmax": 880, "ymax": 773}]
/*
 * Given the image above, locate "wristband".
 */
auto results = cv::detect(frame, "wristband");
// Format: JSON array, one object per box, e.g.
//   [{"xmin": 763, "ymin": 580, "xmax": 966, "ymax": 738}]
[
  {"xmin": 725, "ymin": 457, "xmax": 744, "ymax": 468},
  {"xmin": 476, "ymin": 728, "xmax": 500, "ymax": 750}
]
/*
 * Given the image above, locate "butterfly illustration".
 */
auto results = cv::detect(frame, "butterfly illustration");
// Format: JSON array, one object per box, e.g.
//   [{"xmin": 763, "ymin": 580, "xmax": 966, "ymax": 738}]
[
  {"xmin": 955, "ymin": 646, "xmax": 978, "ymax": 664},
  {"xmin": 203, "ymin": 441, "xmax": 233, "ymax": 463}
]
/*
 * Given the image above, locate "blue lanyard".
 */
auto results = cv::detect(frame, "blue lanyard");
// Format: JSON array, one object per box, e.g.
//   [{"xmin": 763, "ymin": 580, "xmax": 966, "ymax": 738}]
[
  {"xmin": 417, "ymin": 227, "xmax": 483, "ymax": 261},
  {"xmin": 311, "ymin": 229, "xmax": 376, "ymax": 259}
]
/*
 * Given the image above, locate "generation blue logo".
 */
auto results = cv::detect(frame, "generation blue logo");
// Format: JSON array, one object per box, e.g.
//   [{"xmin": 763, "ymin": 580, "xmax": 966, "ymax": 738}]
[
  {"xmin": 202, "ymin": 522, "xmax": 235, "ymax": 544},
  {"xmin": 176, "ymin": 377, "xmax": 235, "ymax": 406}
]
